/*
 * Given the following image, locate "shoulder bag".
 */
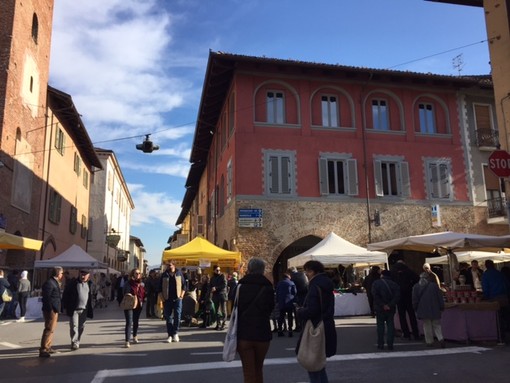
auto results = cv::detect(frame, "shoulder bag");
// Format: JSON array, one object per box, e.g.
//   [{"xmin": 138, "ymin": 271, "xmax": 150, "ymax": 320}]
[
  {"xmin": 297, "ymin": 285, "xmax": 326, "ymax": 372},
  {"xmin": 120, "ymin": 293, "xmax": 138, "ymax": 310},
  {"xmin": 222, "ymin": 284, "xmax": 241, "ymax": 362},
  {"xmin": 1, "ymin": 288, "xmax": 13, "ymax": 302}
]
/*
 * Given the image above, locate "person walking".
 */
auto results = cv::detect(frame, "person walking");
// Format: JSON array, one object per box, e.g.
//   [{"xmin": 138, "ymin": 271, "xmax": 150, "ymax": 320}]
[
  {"xmin": 39, "ymin": 266, "xmax": 64, "ymax": 357},
  {"xmin": 482, "ymin": 259, "xmax": 509, "ymax": 342},
  {"xmin": 362, "ymin": 265, "xmax": 380, "ymax": 317},
  {"xmin": 391, "ymin": 261, "xmax": 420, "ymax": 340},
  {"xmin": 412, "ymin": 272, "xmax": 445, "ymax": 347},
  {"xmin": 6, "ymin": 270, "xmax": 19, "ymax": 319},
  {"xmin": 275, "ymin": 272, "xmax": 296, "ymax": 337},
  {"xmin": 17, "ymin": 270, "xmax": 31, "ymax": 322},
  {"xmin": 371, "ymin": 270, "xmax": 400, "ymax": 351},
  {"xmin": 0, "ymin": 269, "xmax": 11, "ymax": 320},
  {"xmin": 227, "ymin": 272, "xmax": 239, "ymax": 317},
  {"xmin": 237, "ymin": 258, "xmax": 275, "ymax": 383},
  {"xmin": 62, "ymin": 270, "xmax": 94, "ymax": 350},
  {"xmin": 160, "ymin": 261, "xmax": 186, "ymax": 342},
  {"xmin": 123, "ymin": 268, "xmax": 145, "ymax": 348},
  {"xmin": 210, "ymin": 265, "xmax": 228, "ymax": 330},
  {"xmin": 295, "ymin": 260, "xmax": 337, "ymax": 383},
  {"xmin": 145, "ymin": 269, "xmax": 159, "ymax": 318},
  {"xmin": 288, "ymin": 266, "xmax": 308, "ymax": 331}
]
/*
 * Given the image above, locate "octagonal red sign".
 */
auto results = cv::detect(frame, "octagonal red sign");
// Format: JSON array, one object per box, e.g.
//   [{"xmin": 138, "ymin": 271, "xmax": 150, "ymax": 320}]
[{"xmin": 488, "ymin": 150, "xmax": 510, "ymax": 177}]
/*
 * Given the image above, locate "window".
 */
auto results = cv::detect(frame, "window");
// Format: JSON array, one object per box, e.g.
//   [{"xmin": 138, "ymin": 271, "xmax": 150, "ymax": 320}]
[
  {"xmin": 32, "ymin": 13, "xmax": 39, "ymax": 44},
  {"xmin": 54, "ymin": 125, "xmax": 65, "ymax": 155},
  {"xmin": 83, "ymin": 170, "xmax": 89, "ymax": 189},
  {"xmin": 372, "ymin": 99, "xmax": 389, "ymax": 130},
  {"xmin": 81, "ymin": 215, "xmax": 87, "ymax": 239},
  {"xmin": 318, "ymin": 156, "xmax": 358, "ymax": 196},
  {"xmin": 69, "ymin": 206, "xmax": 77, "ymax": 234},
  {"xmin": 227, "ymin": 159, "xmax": 233, "ymax": 203},
  {"xmin": 264, "ymin": 150, "xmax": 295, "ymax": 195},
  {"xmin": 218, "ymin": 175, "xmax": 225, "ymax": 216},
  {"xmin": 419, "ymin": 103, "xmax": 436, "ymax": 134},
  {"xmin": 197, "ymin": 216, "xmax": 204, "ymax": 235},
  {"xmin": 321, "ymin": 95, "xmax": 339, "ymax": 127},
  {"xmin": 74, "ymin": 152, "xmax": 81, "ymax": 176},
  {"xmin": 107, "ymin": 171, "xmax": 113, "ymax": 191},
  {"xmin": 48, "ymin": 189, "xmax": 62, "ymax": 224},
  {"xmin": 474, "ymin": 103, "xmax": 498, "ymax": 147},
  {"xmin": 229, "ymin": 93, "xmax": 235, "ymax": 136},
  {"xmin": 374, "ymin": 159, "xmax": 410, "ymax": 197},
  {"xmin": 267, "ymin": 91, "xmax": 284, "ymax": 124},
  {"xmin": 426, "ymin": 160, "xmax": 451, "ymax": 200}
]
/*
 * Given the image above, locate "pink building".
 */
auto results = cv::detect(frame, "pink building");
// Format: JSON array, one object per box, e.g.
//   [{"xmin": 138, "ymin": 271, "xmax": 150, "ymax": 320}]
[{"xmin": 176, "ymin": 52, "xmax": 503, "ymax": 278}]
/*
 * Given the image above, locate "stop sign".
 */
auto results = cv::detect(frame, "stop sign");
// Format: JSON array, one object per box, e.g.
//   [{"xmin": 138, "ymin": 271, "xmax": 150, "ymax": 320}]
[{"xmin": 488, "ymin": 150, "xmax": 510, "ymax": 177}]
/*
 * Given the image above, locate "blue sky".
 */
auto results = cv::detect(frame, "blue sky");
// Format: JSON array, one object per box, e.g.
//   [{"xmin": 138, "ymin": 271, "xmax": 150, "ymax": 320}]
[{"xmin": 49, "ymin": 0, "xmax": 490, "ymax": 266}]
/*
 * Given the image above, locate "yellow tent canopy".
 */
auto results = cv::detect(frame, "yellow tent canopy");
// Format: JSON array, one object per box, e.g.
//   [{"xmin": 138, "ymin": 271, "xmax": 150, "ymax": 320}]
[
  {"xmin": 0, "ymin": 231, "xmax": 43, "ymax": 251},
  {"xmin": 162, "ymin": 237, "xmax": 241, "ymax": 268}
]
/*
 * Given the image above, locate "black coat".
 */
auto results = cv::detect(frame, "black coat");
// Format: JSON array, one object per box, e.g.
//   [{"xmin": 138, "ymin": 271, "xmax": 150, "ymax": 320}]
[
  {"xmin": 62, "ymin": 278, "xmax": 94, "ymax": 319},
  {"xmin": 236, "ymin": 273, "xmax": 274, "ymax": 342},
  {"xmin": 41, "ymin": 277, "xmax": 61, "ymax": 313},
  {"xmin": 296, "ymin": 273, "xmax": 337, "ymax": 358}
]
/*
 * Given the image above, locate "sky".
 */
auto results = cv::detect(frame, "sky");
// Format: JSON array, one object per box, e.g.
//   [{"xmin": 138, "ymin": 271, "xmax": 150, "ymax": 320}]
[{"xmin": 49, "ymin": 0, "xmax": 491, "ymax": 266}]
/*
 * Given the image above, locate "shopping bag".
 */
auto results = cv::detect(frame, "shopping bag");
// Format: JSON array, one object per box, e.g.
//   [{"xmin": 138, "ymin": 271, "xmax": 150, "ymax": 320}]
[
  {"xmin": 1, "ymin": 288, "xmax": 12, "ymax": 302},
  {"xmin": 222, "ymin": 285, "xmax": 240, "ymax": 361},
  {"xmin": 297, "ymin": 319, "xmax": 326, "ymax": 372}
]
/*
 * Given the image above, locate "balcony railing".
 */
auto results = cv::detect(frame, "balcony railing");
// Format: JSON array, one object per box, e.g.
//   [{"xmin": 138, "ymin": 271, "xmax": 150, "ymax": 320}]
[
  {"xmin": 487, "ymin": 197, "xmax": 507, "ymax": 218},
  {"xmin": 476, "ymin": 128, "xmax": 499, "ymax": 148}
]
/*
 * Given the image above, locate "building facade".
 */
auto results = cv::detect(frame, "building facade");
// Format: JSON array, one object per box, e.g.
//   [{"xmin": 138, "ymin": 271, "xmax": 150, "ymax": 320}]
[
  {"xmin": 176, "ymin": 52, "xmax": 505, "ymax": 280},
  {"xmin": 87, "ymin": 149, "xmax": 133, "ymax": 275}
]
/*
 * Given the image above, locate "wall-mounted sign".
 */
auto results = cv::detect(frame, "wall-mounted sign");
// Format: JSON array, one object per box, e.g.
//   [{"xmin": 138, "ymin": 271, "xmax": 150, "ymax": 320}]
[
  {"xmin": 238, "ymin": 208, "xmax": 263, "ymax": 228},
  {"xmin": 431, "ymin": 205, "xmax": 441, "ymax": 227}
]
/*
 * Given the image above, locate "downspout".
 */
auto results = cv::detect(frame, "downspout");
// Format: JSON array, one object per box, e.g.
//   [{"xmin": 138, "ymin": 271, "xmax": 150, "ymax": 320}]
[{"xmin": 40, "ymin": 109, "xmax": 54, "ymax": 260}]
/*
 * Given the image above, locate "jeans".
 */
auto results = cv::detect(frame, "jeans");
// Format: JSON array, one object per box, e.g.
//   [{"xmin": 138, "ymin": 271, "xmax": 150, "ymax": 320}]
[
  {"xmin": 18, "ymin": 292, "xmax": 29, "ymax": 318},
  {"xmin": 308, "ymin": 368, "xmax": 329, "ymax": 383},
  {"xmin": 70, "ymin": 309, "xmax": 88, "ymax": 346},
  {"xmin": 163, "ymin": 298, "xmax": 182, "ymax": 336},
  {"xmin": 238, "ymin": 339, "xmax": 270, "ymax": 383},
  {"xmin": 376, "ymin": 310, "xmax": 395, "ymax": 348},
  {"xmin": 212, "ymin": 293, "xmax": 227, "ymax": 325},
  {"xmin": 124, "ymin": 307, "xmax": 142, "ymax": 341}
]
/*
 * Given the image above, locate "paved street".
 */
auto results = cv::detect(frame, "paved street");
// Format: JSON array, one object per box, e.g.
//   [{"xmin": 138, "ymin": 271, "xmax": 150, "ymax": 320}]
[{"xmin": 1, "ymin": 303, "xmax": 509, "ymax": 383}]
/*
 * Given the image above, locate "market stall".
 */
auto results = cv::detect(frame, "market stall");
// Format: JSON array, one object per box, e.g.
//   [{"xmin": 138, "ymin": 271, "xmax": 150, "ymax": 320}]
[
  {"xmin": 161, "ymin": 236, "xmax": 242, "ymax": 270},
  {"xmin": 369, "ymin": 231, "xmax": 510, "ymax": 342},
  {"xmin": 34, "ymin": 244, "xmax": 107, "ymax": 269},
  {"xmin": 289, "ymin": 232, "xmax": 386, "ymax": 316}
]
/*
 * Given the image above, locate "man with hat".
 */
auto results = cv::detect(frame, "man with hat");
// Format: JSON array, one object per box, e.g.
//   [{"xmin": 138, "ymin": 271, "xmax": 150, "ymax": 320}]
[{"xmin": 62, "ymin": 269, "xmax": 94, "ymax": 351}]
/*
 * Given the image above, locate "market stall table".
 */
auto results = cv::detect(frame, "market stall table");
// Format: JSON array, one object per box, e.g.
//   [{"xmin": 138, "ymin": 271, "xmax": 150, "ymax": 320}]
[
  {"xmin": 395, "ymin": 301, "xmax": 500, "ymax": 342},
  {"xmin": 334, "ymin": 292, "xmax": 371, "ymax": 316},
  {"xmin": 15, "ymin": 296, "xmax": 42, "ymax": 320}
]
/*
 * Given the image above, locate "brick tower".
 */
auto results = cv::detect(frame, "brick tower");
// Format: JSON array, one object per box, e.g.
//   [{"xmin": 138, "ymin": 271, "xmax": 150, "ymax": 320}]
[{"xmin": 0, "ymin": 0, "xmax": 55, "ymax": 268}]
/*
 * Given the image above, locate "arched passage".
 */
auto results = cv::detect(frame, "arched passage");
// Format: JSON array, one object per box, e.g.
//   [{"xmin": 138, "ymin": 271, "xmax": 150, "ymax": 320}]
[{"xmin": 271, "ymin": 234, "xmax": 322, "ymax": 283}]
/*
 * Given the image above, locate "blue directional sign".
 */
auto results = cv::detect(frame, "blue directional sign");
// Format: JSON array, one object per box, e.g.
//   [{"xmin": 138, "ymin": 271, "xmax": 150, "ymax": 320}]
[{"xmin": 238, "ymin": 209, "xmax": 263, "ymax": 228}]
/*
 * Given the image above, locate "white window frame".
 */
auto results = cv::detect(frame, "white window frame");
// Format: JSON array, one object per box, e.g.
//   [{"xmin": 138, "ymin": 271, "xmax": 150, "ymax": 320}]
[
  {"xmin": 263, "ymin": 150, "xmax": 296, "ymax": 196},
  {"xmin": 374, "ymin": 156, "xmax": 410, "ymax": 197},
  {"xmin": 321, "ymin": 95, "xmax": 339, "ymax": 127},
  {"xmin": 371, "ymin": 99, "xmax": 389, "ymax": 131},
  {"xmin": 318, "ymin": 154, "xmax": 358, "ymax": 196},
  {"xmin": 419, "ymin": 103, "xmax": 436, "ymax": 134},
  {"xmin": 266, "ymin": 91, "xmax": 285, "ymax": 124},
  {"xmin": 425, "ymin": 158, "xmax": 452, "ymax": 200}
]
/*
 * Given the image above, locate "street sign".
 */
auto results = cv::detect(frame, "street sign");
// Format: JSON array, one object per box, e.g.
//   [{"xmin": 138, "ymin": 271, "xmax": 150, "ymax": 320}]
[
  {"xmin": 238, "ymin": 208, "xmax": 263, "ymax": 228},
  {"xmin": 488, "ymin": 150, "xmax": 510, "ymax": 177}
]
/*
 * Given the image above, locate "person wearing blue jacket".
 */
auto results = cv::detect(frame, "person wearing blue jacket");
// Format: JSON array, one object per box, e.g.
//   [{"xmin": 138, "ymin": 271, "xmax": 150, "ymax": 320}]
[{"xmin": 276, "ymin": 272, "xmax": 296, "ymax": 337}]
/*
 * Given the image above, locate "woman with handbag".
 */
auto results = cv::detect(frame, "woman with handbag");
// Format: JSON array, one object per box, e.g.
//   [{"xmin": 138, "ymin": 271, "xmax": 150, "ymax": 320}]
[
  {"xmin": 122, "ymin": 268, "xmax": 145, "ymax": 348},
  {"xmin": 236, "ymin": 258, "xmax": 274, "ymax": 383},
  {"xmin": 295, "ymin": 260, "xmax": 337, "ymax": 383}
]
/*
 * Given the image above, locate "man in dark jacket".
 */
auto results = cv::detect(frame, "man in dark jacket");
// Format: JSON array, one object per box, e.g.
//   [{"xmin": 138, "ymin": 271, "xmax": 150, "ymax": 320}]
[
  {"xmin": 276, "ymin": 272, "xmax": 297, "ymax": 337},
  {"xmin": 144, "ymin": 269, "xmax": 159, "ymax": 318},
  {"xmin": 0, "ymin": 269, "xmax": 11, "ymax": 319},
  {"xmin": 39, "ymin": 266, "xmax": 64, "ymax": 357},
  {"xmin": 62, "ymin": 270, "xmax": 94, "ymax": 350},
  {"xmin": 372, "ymin": 270, "xmax": 400, "ymax": 350},
  {"xmin": 289, "ymin": 266, "xmax": 308, "ymax": 331},
  {"xmin": 210, "ymin": 265, "xmax": 228, "ymax": 330},
  {"xmin": 391, "ymin": 260, "xmax": 420, "ymax": 340}
]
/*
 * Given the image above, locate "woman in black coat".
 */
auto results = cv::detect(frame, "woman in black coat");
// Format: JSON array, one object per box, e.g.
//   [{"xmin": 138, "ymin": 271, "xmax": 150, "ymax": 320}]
[
  {"xmin": 296, "ymin": 260, "xmax": 337, "ymax": 383},
  {"xmin": 236, "ymin": 258, "xmax": 275, "ymax": 383}
]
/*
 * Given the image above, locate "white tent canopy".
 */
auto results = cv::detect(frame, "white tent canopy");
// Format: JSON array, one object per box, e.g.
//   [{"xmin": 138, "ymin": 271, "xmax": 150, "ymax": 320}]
[
  {"xmin": 425, "ymin": 251, "xmax": 510, "ymax": 265},
  {"xmin": 34, "ymin": 244, "xmax": 107, "ymax": 269},
  {"xmin": 288, "ymin": 232, "xmax": 388, "ymax": 268}
]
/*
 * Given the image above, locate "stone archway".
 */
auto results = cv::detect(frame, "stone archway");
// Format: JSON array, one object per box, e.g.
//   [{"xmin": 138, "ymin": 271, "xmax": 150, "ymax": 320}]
[{"xmin": 271, "ymin": 234, "xmax": 322, "ymax": 283}]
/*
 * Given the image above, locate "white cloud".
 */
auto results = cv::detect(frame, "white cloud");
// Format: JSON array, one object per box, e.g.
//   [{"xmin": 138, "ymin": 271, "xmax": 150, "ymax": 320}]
[
  {"xmin": 122, "ymin": 159, "xmax": 190, "ymax": 178},
  {"xmin": 128, "ymin": 184, "xmax": 182, "ymax": 227}
]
